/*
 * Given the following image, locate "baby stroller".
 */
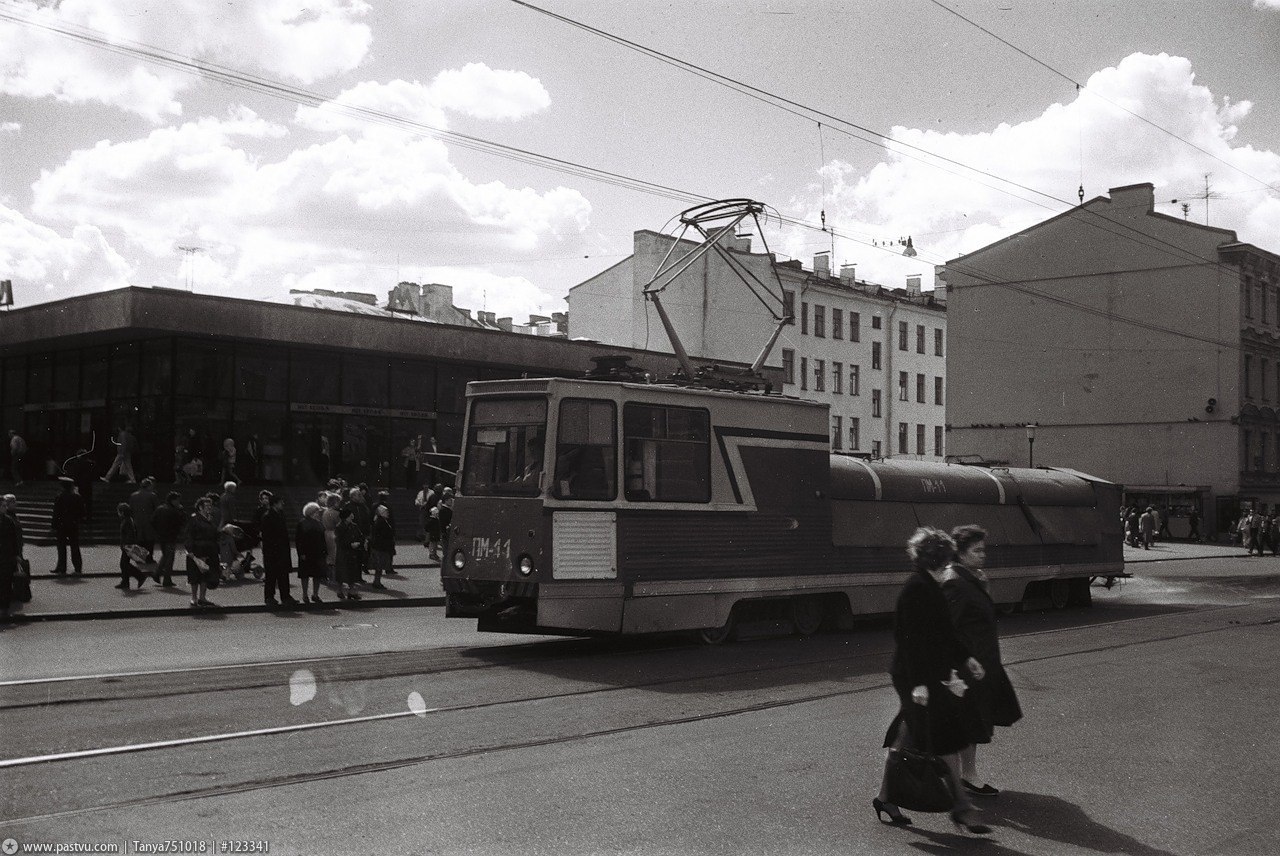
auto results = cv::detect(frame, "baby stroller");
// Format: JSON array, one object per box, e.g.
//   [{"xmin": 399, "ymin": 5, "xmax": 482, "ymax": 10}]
[{"xmin": 220, "ymin": 523, "xmax": 263, "ymax": 581}]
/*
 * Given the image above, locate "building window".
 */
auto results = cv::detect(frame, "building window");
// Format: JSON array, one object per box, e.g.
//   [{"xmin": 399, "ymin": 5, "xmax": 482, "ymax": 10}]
[
  {"xmin": 872, "ymin": 315, "xmax": 882, "ymax": 330},
  {"xmin": 871, "ymin": 440, "xmax": 882, "ymax": 458},
  {"xmin": 832, "ymin": 415, "xmax": 843, "ymax": 450},
  {"xmin": 898, "ymin": 321, "xmax": 909, "ymax": 351},
  {"xmin": 1245, "ymin": 355, "xmax": 1253, "ymax": 398},
  {"xmin": 1245, "ymin": 278, "xmax": 1254, "ymax": 319},
  {"xmin": 916, "ymin": 324, "xmax": 925, "ymax": 354},
  {"xmin": 800, "ymin": 357, "xmax": 808, "ymax": 391},
  {"xmin": 801, "ymin": 301, "xmax": 809, "ymax": 335},
  {"xmin": 898, "ymin": 371, "xmax": 908, "ymax": 401},
  {"xmin": 916, "ymin": 424, "xmax": 925, "ymax": 455},
  {"xmin": 1243, "ymin": 430, "xmax": 1252, "ymax": 471},
  {"xmin": 850, "ymin": 312, "xmax": 861, "ymax": 342},
  {"xmin": 898, "ymin": 422, "xmax": 908, "ymax": 454},
  {"xmin": 1264, "ymin": 286, "xmax": 1270, "ymax": 326},
  {"xmin": 934, "ymin": 425, "xmax": 943, "ymax": 457},
  {"xmin": 872, "ymin": 388, "xmax": 882, "ymax": 417},
  {"xmin": 814, "ymin": 359, "xmax": 825, "ymax": 392},
  {"xmin": 849, "ymin": 364, "xmax": 860, "ymax": 396},
  {"xmin": 850, "ymin": 418, "xmax": 861, "ymax": 451},
  {"xmin": 872, "ymin": 341, "xmax": 882, "ymax": 370},
  {"xmin": 934, "ymin": 328, "xmax": 944, "ymax": 357},
  {"xmin": 782, "ymin": 290, "xmax": 796, "ymax": 325},
  {"xmin": 934, "ymin": 376, "xmax": 944, "ymax": 405},
  {"xmin": 1262, "ymin": 432, "xmax": 1269, "ymax": 472},
  {"xmin": 1265, "ymin": 359, "xmax": 1271, "ymax": 401},
  {"xmin": 832, "ymin": 309, "xmax": 843, "ymax": 340},
  {"xmin": 832, "ymin": 361, "xmax": 843, "ymax": 394},
  {"xmin": 814, "ymin": 305, "xmax": 826, "ymax": 338},
  {"xmin": 782, "ymin": 348, "xmax": 794, "ymax": 385},
  {"xmin": 916, "ymin": 373, "xmax": 926, "ymax": 403}
]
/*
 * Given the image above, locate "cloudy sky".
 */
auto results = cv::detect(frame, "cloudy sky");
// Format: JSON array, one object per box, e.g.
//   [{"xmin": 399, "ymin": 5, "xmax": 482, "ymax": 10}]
[{"xmin": 2, "ymin": 0, "xmax": 1278, "ymax": 323}]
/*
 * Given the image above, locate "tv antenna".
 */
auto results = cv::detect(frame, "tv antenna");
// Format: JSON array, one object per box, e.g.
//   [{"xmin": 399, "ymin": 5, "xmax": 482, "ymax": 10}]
[{"xmin": 176, "ymin": 246, "xmax": 203, "ymax": 291}]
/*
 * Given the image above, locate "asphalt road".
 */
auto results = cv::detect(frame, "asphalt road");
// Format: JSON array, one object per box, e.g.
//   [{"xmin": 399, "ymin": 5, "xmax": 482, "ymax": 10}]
[{"xmin": 1, "ymin": 563, "xmax": 1278, "ymax": 856}]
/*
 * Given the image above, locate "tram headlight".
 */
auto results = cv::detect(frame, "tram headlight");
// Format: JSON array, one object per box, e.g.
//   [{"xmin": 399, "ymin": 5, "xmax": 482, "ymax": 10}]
[
  {"xmin": 452, "ymin": 551, "xmax": 466, "ymax": 571},
  {"xmin": 517, "ymin": 555, "xmax": 535, "ymax": 576}
]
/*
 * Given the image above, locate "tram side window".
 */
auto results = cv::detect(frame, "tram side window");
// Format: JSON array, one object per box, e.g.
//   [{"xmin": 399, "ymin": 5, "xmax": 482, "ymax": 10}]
[
  {"xmin": 623, "ymin": 404, "xmax": 710, "ymax": 503},
  {"xmin": 460, "ymin": 398, "xmax": 547, "ymax": 497},
  {"xmin": 554, "ymin": 399, "xmax": 617, "ymax": 500}
]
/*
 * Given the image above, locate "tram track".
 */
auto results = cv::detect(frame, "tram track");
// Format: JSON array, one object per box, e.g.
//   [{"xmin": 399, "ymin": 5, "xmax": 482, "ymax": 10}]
[{"xmin": 3, "ymin": 598, "xmax": 1277, "ymax": 829}]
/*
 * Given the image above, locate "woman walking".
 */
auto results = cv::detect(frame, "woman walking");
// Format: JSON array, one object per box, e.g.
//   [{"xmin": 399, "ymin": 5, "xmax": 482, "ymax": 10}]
[
  {"xmin": 369, "ymin": 502, "xmax": 395, "ymax": 590},
  {"xmin": 184, "ymin": 496, "xmax": 221, "ymax": 608},
  {"xmin": 873, "ymin": 526, "xmax": 990, "ymax": 835},
  {"xmin": 942, "ymin": 525, "xmax": 1022, "ymax": 798},
  {"xmin": 295, "ymin": 502, "xmax": 328, "ymax": 604},
  {"xmin": 321, "ymin": 492, "xmax": 341, "ymax": 585},
  {"xmin": 115, "ymin": 502, "xmax": 147, "ymax": 590}
]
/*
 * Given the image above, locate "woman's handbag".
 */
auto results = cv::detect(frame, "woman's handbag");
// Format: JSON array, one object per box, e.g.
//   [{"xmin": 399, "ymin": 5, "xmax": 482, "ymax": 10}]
[{"xmin": 883, "ymin": 745, "xmax": 954, "ymax": 812}]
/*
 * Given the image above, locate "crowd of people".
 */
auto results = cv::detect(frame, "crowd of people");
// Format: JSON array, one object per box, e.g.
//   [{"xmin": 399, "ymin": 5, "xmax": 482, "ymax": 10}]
[{"xmin": 873, "ymin": 524, "xmax": 1022, "ymax": 837}]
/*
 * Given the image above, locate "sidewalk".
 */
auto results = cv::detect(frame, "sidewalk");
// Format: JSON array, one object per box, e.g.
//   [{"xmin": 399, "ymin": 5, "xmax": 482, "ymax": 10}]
[
  {"xmin": 1122, "ymin": 538, "xmax": 1259, "ymax": 563},
  {"xmin": 5, "ymin": 541, "xmax": 445, "ymax": 623}
]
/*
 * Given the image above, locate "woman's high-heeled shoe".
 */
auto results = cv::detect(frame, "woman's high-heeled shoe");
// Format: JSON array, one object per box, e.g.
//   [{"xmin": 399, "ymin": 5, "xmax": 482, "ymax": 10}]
[
  {"xmin": 950, "ymin": 809, "xmax": 992, "ymax": 836},
  {"xmin": 872, "ymin": 798, "xmax": 913, "ymax": 826}
]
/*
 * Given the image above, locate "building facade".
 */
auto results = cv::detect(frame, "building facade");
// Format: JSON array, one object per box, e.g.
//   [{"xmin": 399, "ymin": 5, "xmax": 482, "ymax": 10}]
[
  {"xmin": 0, "ymin": 287, "xmax": 756, "ymax": 489},
  {"xmin": 940, "ymin": 182, "xmax": 1279, "ymax": 537},
  {"xmin": 568, "ymin": 230, "xmax": 947, "ymax": 459}
]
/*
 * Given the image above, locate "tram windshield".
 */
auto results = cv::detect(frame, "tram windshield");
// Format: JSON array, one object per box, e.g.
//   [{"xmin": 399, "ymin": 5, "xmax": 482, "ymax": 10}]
[{"xmin": 461, "ymin": 398, "xmax": 547, "ymax": 496}]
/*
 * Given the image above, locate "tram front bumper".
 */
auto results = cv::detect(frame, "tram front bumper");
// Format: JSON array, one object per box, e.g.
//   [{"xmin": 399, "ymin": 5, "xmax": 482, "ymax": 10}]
[{"xmin": 443, "ymin": 577, "xmax": 538, "ymax": 618}]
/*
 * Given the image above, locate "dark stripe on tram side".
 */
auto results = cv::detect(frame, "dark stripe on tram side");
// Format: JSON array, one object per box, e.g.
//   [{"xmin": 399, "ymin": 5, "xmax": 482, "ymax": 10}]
[{"xmin": 713, "ymin": 425, "xmax": 832, "ymax": 504}]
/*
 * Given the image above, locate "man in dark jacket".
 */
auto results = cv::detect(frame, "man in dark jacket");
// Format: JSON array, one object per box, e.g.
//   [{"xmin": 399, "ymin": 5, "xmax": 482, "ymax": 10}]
[
  {"xmin": 151, "ymin": 491, "xmax": 185, "ymax": 587},
  {"xmin": 259, "ymin": 493, "xmax": 296, "ymax": 607},
  {"xmin": 52, "ymin": 477, "xmax": 84, "ymax": 575},
  {"xmin": 1, "ymin": 493, "xmax": 23, "ymax": 622},
  {"xmin": 128, "ymin": 477, "xmax": 159, "ymax": 562}
]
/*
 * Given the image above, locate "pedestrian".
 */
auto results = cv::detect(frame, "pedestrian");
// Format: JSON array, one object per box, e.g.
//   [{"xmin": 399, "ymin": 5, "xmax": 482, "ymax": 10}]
[
  {"xmin": 334, "ymin": 506, "xmax": 363, "ymax": 601},
  {"xmin": 1187, "ymin": 508, "xmax": 1201, "ymax": 542},
  {"xmin": 128, "ymin": 477, "xmax": 159, "ymax": 562},
  {"xmin": 295, "ymin": 501, "xmax": 328, "ymax": 604},
  {"xmin": 873, "ymin": 526, "xmax": 989, "ymax": 835},
  {"xmin": 420, "ymin": 482, "xmax": 443, "ymax": 558},
  {"xmin": 259, "ymin": 492, "xmax": 297, "ymax": 607},
  {"xmin": 322, "ymin": 492, "xmax": 341, "ymax": 584},
  {"xmin": 64, "ymin": 448, "xmax": 95, "ymax": 521},
  {"xmin": 942, "ymin": 525, "xmax": 1022, "ymax": 798},
  {"xmin": 7, "ymin": 430, "xmax": 27, "ymax": 485},
  {"xmin": 347, "ymin": 484, "xmax": 373, "ymax": 579},
  {"xmin": 51, "ymin": 477, "xmax": 84, "ymax": 575},
  {"xmin": 369, "ymin": 502, "xmax": 395, "ymax": 589},
  {"xmin": 436, "ymin": 486, "xmax": 454, "ymax": 562},
  {"xmin": 402, "ymin": 435, "xmax": 421, "ymax": 489},
  {"xmin": 1, "ymin": 493, "xmax": 24, "ymax": 623},
  {"xmin": 1157, "ymin": 508, "xmax": 1172, "ymax": 540},
  {"xmin": 1248, "ymin": 509, "xmax": 1264, "ymax": 556},
  {"xmin": 217, "ymin": 481, "xmax": 239, "ymax": 580},
  {"xmin": 100, "ymin": 425, "xmax": 137, "ymax": 484},
  {"xmin": 115, "ymin": 501, "xmax": 148, "ymax": 590},
  {"xmin": 1125, "ymin": 507, "xmax": 1140, "ymax": 547},
  {"xmin": 219, "ymin": 438, "xmax": 239, "ymax": 485},
  {"xmin": 151, "ymin": 491, "xmax": 184, "ymax": 587},
  {"xmin": 183, "ymin": 496, "xmax": 220, "ymax": 609},
  {"xmin": 1138, "ymin": 506, "xmax": 1156, "ymax": 550}
]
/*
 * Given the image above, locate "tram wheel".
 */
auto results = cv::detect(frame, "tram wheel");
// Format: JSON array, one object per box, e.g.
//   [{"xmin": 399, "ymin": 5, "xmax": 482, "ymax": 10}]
[
  {"xmin": 697, "ymin": 611, "xmax": 737, "ymax": 645},
  {"xmin": 1048, "ymin": 579, "xmax": 1071, "ymax": 610},
  {"xmin": 790, "ymin": 595, "xmax": 825, "ymax": 637}
]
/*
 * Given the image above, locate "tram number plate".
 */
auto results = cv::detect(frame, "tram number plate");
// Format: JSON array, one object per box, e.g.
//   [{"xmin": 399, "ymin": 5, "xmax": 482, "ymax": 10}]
[{"xmin": 472, "ymin": 537, "xmax": 512, "ymax": 561}]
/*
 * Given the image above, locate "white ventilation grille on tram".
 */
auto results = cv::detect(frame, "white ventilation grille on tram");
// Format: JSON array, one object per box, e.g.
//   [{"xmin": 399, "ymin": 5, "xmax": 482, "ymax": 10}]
[{"xmin": 552, "ymin": 512, "xmax": 617, "ymax": 579}]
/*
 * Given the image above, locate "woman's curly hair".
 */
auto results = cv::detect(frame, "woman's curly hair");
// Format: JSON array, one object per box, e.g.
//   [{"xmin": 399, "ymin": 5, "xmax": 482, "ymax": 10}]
[
  {"xmin": 907, "ymin": 526, "xmax": 955, "ymax": 571},
  {"xmin": 951, "ymin": 524, "xmax": 988, "ymax": 554}
]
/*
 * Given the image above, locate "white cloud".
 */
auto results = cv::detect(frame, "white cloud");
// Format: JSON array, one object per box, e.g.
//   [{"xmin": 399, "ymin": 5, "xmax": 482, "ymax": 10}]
[
  {"xmin": 0, "ymin": 0, "xmax": 371, "ymax": 120},
  {"xmin": 790, "ymin": 52, "xmax": 1280, "ymax": 290},
  {"xmin": 1, "ymin": 122, "xmax": 20, "ymax": 134},
  {"xmin": 428, "ymin": 63, "xmax": 551, "ymax": 121},
  {"xmin": 1253, "ymin": 0, "xmax": 1280, "ymax": 9},
  {"xmin": 0, "ymin": 204, "xmax": 134, "ymax": 302}
]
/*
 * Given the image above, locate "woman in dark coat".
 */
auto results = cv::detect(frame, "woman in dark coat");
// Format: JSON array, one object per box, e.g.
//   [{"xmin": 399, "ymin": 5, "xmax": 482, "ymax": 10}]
[
  {"xmin": 874, "ymin": 526, "xmax": 989, "ymax": 835},
  {"xmin": 115, "ymin": 502, "xmax": 147, "ymax": 591},
  {"xmin": 184, "ymin": 496, "xmax": 221, "ymax": 608},
  {"xmin": 295, "ymin": 501, "xmax": 328, "ymax": 604},
  {"xmin": 943, "ymin": 524, "xmax": 1022, "ymax": 798},
  {"xmin": 259, "ymin": 493, "xmax": 296, "ymax": 607},
  {"xmin": 334, "ymin": 506, "xmax": 363, "ymax": 601}
]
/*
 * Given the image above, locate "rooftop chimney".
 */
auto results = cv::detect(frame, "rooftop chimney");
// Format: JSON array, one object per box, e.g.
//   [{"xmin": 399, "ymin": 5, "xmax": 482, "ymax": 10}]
[
  {"xmin": 733, "ymin": 233, "xmax": 752, "ymax": 253},
  {"xmin": 814, "ymin": 251, "xmax": 831, "ymax": 278},
  {"xmin": 839, "ymin": 264, "xmax": 857, "ymax": 285},
  {"xmin": 906, "ymin": 275, "xmax": 922, "ymax": 296},
  {"xmin": 1108, "ymin": 182, "xmax": 1155, "ymax": 213}
]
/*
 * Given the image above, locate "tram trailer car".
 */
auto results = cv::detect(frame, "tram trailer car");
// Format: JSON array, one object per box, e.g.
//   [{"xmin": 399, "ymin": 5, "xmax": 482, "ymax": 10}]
[{"xmin": 443, "ymin": 376, "xmax": 1124, "ymax": 639}]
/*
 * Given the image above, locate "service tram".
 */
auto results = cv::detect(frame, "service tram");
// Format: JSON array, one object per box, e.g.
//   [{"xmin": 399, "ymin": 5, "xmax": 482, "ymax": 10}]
[{"xmin": 442, "ymin": 373, "xmax": 1125, "ymax": 641}]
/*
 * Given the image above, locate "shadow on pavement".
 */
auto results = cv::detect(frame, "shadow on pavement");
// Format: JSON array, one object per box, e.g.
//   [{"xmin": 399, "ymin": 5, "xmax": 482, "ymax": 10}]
[{"xmin": 901, "ymin": 790, "xmax": 1181, "ymax": 855}]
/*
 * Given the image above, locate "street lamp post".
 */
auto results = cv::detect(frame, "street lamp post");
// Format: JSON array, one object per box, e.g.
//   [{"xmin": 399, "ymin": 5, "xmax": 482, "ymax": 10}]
[{"xmin": 1026, "ymin": 423, "xmax": 1038, "ymax": 468}]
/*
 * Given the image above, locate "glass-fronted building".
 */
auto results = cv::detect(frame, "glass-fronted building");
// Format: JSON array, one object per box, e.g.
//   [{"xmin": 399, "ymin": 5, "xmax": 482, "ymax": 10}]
[{"xmin": 1, "ymin": 287, "xmax": 730, "ymax": 489}]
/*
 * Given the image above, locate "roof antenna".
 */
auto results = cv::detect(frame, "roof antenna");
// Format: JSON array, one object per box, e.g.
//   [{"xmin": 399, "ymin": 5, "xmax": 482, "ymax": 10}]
[{"xmin": 1076, "ymin": 84, "xmax": 1085, "ymax": 205}]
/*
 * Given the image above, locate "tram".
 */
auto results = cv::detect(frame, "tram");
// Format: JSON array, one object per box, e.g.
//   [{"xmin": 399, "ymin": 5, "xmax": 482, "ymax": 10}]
[{"xmin": 441, "ymin": 367, "xmax": 1124, "ymax": 640}]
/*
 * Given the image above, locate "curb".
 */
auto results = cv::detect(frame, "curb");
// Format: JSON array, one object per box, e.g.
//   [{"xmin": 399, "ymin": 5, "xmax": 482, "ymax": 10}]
[{"xmin": 7, "ymin": 596, "xmax": 447, "ymax": 624}]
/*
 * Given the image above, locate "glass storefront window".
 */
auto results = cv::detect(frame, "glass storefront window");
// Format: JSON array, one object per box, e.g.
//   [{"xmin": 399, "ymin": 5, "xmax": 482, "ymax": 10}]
[
  {"xmin": 109, "ymin": 343, "xmax": 140, "ymax": 398},
  {"xmin": 28, "ymin": 353, "xmax": 52, "ymax": 402},
  {"xmin": 391, "ymin": 417, "xmax": 439, "ymax": 490},
  {"xmin": 141, "ymin": 339, "xmax": 173, "ymax": 398},
  {"xmin": 290, "ymin": 413, "xmax": 341, "ymax": 484},
  {"xmin": 53, "ymin": 350, "xmax": 80, "ymax": 401},
  {"xmin": 437, "ymin": 365, "xmax": 478, "ymax": 415},
  {"xmin": 290, "ymin": 350, "xmax": 340, "ymax": 404},
  {"xmin": 341, "ymin": 415, "xmax": 390, "ymax": 486},
  {"xmin": 81, "ymin": 348, "xmax": 109, "ymax": 401},
  {"xmin": 2, "ymin": 357, "xmax": 26, "ymax": 404},
  {"xmin": 390, "ymin": 359, "xmax": 436, "ymax": 409},
  {"xmin": 174, "ymin": 396, "xmax": 232, "ymax": 484},
  {"xmin": 236, "ymin": 347, "xmax": 288, "ymax": 401},
  {"xmin": 232, "ymin": 401, "xmax": 287, "ymax": 482},
  {"xmin": 342, "ymin": 355, "xmax": 389, "ymax": 407},
  {"xmin": 175, "ymin": 339, "xmax": 233, "ymax": 398}
]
